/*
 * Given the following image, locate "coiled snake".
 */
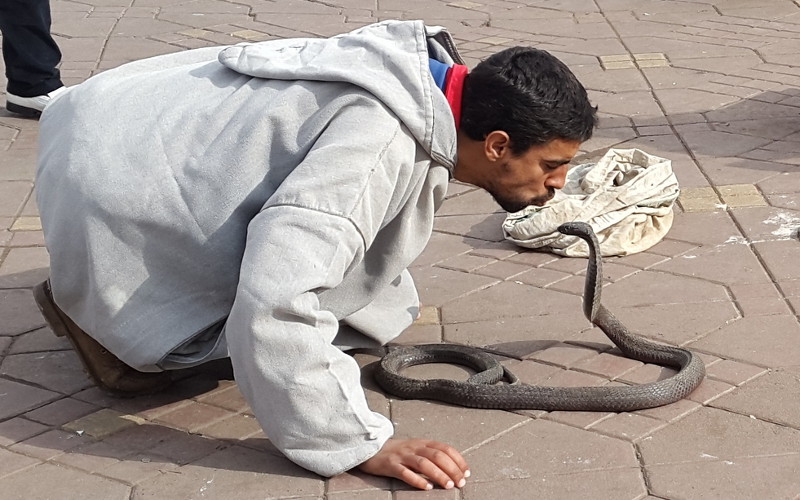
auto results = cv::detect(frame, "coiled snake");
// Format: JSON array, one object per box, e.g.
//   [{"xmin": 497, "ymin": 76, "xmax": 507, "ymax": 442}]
[{"xmin": 374, "ymin": 222, "xmax": 706, "ymax": 411}]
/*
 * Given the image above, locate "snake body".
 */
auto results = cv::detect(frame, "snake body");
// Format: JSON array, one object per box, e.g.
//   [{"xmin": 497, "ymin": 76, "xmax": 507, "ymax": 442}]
[{"xmin": 374, "ymin": 222, "xmax": 706, "ymax": 412}]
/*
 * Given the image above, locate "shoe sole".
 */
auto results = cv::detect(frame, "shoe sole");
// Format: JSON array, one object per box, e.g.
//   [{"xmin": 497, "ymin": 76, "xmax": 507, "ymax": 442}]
[
  {"xmin": 32, "ymin": 281, "xmax": 170, "ymax": 398},
  {"xmin": 6, "ymin": 101, "xmax": 42, "ymax": 118}
]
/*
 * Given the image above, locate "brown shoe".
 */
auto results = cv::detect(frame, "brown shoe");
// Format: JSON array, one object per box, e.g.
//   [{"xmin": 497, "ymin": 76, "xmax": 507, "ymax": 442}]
[{"xmin": 33, "ymin": 280, "xmax": 172, "ymax": 397}]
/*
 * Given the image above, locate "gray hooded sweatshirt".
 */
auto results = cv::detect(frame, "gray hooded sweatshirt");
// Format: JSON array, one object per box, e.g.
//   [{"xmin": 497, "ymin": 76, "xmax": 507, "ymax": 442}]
[{"xmin": 36, "ymin": 20, "xmax": 464, "ymax": 476}]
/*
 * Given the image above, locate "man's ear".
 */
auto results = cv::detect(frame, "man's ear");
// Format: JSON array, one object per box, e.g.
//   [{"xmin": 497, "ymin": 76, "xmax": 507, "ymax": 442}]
[{"xmin": 484, "ymin": 130, "xmax": 511, "ymax": 162}]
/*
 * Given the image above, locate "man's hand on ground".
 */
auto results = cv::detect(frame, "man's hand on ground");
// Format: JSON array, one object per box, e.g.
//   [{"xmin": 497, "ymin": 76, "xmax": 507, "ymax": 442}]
[{"xmin": 357, "ymin": 438, "xmax": 470, "ymax": 490}]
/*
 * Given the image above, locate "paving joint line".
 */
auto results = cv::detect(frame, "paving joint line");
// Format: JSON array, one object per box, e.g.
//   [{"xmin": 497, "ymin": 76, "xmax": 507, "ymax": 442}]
[
  {"xmin": 708, "ymin": 404, "xmax": 800, "ymax": 432},
  {"xmin": 94, "ymin": 0, "xmax": 136, "ymax": 71},
  {"xmin": 459, "ymin": 418, "xmax": 532, "ymax": 455},
  {"xmin": 2, "ymin": 324, "xmax": 48, "ymax": 338},
  {"xmin": 716, "ymin": 366, "xmax": 773, "ymax": 389},
  {"xmin": 725, "ymin": 211, "xmax": 800, "ymax": 320},
  {"xmin": 722, "ymin": 283, "xmax": 747, "ymax": 320},
  {"xmin": 0, "ymin": 458, "xmax": 40, "ymax": 482},
  {"xmin": 588, "ymin": 417, "xmax": 669, "ymax": 443},
  {"xmin": 634, "ymin": 439, "xmax": 657, "ymax": 498},
  {"xmin": 217, "ymin": 0, "xmax": 257, "ymax": 18},
  {"xmin": 604, "ymin": 264, "xmax": 743, "ymax": 296},
  {"xmin": 0, "ymin": 371, "xmax": 86, "ymax": 399},
  {"xmin": 640, "ymin": 449, "xmax": 800, "ymax": 468}
]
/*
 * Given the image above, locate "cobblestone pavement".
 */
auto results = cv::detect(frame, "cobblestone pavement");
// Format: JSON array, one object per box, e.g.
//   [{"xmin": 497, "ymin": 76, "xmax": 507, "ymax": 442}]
[{"xmin": 2, "ymin": 0, "xmax": 800, "ymax": 498}]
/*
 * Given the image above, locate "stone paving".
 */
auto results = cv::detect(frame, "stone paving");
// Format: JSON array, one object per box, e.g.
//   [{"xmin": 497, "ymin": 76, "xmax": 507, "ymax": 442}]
[{"xmin": 2, "ymin": 0, "xmax": 800, "ymax": 498}]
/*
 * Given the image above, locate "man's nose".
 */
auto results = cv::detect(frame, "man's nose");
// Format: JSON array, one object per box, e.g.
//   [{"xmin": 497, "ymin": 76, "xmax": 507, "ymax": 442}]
[{"xmin": 544, "ymin": 165, "xmax": 569, "ymax": 190}]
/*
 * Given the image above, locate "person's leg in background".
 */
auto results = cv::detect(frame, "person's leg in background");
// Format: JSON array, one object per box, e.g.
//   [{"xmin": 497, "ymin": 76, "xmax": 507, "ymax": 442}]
[{"xmin": 0, "ymin": 0, "xmax": 66, "ymax": 117}]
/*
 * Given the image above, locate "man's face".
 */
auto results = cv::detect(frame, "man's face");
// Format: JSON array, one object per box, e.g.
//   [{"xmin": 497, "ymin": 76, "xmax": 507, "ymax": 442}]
[{"xmin": 482, "ymin": 138, "xmax": 580, "ymax": 213}]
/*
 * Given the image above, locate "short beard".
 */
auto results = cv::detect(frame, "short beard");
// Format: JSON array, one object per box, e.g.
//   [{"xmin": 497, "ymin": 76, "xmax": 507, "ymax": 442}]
[{"xmin": 491, "ymin": 188, "xmax": 555, "ymax": 213}]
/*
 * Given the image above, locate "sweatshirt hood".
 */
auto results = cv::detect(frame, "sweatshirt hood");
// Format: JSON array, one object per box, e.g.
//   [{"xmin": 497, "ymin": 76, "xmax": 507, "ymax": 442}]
[{"xmin": 217, "ymin": 20, "xmax": 461, "ymax": 169}]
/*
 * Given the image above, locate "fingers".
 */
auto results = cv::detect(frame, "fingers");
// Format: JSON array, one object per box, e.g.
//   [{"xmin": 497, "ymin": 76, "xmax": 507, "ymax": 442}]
[
  {"xmin": 395, "ymin": 457, "xmax": 459, "ymax": 491},
  {"xmin": 396, "ymin": 441, "xmax": 469, "ymax": 490},
  {"xmin": 396, "ymin": 465, "xmax": 434, "ymax": 491},
  {"xmin": 356, "ymin": 438, "xmax": 471, "ymax": 491},
  {"xmin": 412, "ymin": 447, "xmax": 464, "ymax": 489},
  {"xmin": 427, "ymin": 441, "xmax": 470, "ymax": 475}
]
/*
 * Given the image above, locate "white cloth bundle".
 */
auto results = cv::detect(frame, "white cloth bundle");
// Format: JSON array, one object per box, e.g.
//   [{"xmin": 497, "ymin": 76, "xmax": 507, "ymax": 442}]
[{"xmin": 502, "ymin": 148, "xmax": 680, "ymax": 257}]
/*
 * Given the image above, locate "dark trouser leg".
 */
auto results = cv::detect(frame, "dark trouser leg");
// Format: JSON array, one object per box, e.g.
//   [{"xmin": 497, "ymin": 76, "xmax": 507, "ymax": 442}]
[{"xmin": 0, "ymin": 0, "xmax": 63, "ymax": 97}]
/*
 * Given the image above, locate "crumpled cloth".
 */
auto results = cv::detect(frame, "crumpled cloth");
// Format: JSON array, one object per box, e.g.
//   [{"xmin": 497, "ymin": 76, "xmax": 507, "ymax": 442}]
[{"xmin": 502, "ymin": 148, "xmax": 680, "ymax": 257}]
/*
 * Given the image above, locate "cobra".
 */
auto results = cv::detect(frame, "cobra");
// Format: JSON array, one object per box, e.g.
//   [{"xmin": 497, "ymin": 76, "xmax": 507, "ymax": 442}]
[{"xmin": 374, "ymin": 222, "xmax": 706, "ymax": 412}]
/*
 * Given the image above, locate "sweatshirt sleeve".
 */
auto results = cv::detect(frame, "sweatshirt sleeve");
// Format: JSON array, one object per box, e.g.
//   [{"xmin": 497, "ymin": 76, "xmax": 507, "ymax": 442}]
[
  {"xmin": 226, "ymin": 206, "xmax": 391, "ymax": 477},
  {"xmin": 224, "ymin": 104, "xmax": 420, "ymax": 477}
]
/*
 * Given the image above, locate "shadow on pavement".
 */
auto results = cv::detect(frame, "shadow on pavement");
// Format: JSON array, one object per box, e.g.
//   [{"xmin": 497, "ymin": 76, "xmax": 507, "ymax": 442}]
[{"xmin": 0, "ymin": 268, "xmax": 322, "ymax": 481}]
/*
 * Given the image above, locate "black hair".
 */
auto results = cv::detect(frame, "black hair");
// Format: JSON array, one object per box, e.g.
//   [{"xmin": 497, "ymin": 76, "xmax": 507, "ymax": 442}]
[{"xmin": 460, "ymin": 47, "xmax": 597, "ymax": 155}]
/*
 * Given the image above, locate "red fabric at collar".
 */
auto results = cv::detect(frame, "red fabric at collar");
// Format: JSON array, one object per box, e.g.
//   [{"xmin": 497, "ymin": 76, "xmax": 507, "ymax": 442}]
[{"xmin": 444, "ymin": 64, "xmax": 468, "ymax": 129}]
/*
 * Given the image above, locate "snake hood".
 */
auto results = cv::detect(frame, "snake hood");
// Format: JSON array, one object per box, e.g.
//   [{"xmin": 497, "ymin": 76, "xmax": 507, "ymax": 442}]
[{"xmin": 218, "ymin": 20, "xmax": 463, "ymax": 172}]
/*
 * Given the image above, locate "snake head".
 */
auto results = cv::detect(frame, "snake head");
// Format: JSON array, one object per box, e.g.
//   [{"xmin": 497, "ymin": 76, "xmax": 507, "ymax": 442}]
[
  {"xmin": 556, "ymin": 221, "xmax": 601, "ymax": 259},
  {"xmin": 557, "ymin": 222, "xmax": 602, "ymax": 256},
  {"xmin": 557, "ymin": 221, "xmax": 593, "ymax": 237}
]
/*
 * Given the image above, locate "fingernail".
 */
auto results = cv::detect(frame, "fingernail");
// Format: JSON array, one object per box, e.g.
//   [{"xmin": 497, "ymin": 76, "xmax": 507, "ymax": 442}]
[
  {"xmin": 425, "ymin": 483, "xmax": 433, "ymax": 491},
  {"xmin": 458, "ymin": 478, "xmax": 466, "ymax": 488},
  {"xmin": 445, "ymin": 480, "xmax": 454, "ymax": 489},
  {"xmin": 465, "ymin": 469, "xmax": 471, "ymax": 478}
]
